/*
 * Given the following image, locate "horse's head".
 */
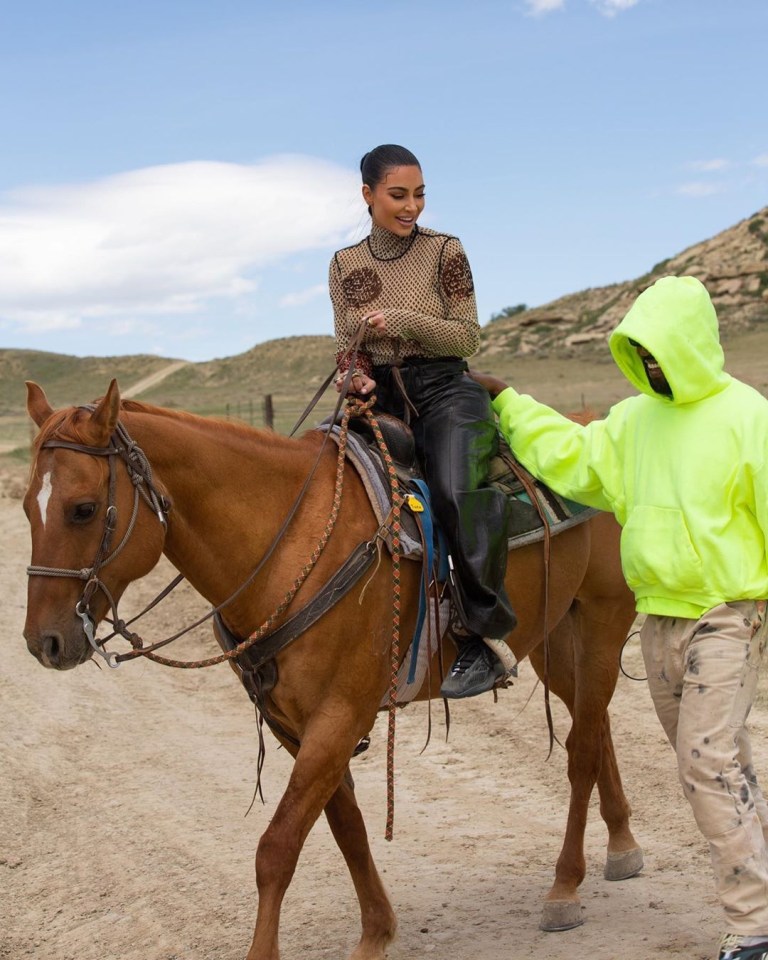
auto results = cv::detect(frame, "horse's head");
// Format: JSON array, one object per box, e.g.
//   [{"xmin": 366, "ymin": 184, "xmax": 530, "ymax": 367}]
[{"xmin": 23, "ymin": 380, "xmax": 168, "ymax": 670}]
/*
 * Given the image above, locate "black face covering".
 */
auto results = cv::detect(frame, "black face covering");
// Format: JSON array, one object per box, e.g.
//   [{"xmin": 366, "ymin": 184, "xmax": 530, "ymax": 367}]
[
  {"xmin": 640, "ymin": 354, "xmax": 673, "ymax": 397},
  {"xmin": 629, "ymin": 339, "xmax": 672, "ymax": 397}
]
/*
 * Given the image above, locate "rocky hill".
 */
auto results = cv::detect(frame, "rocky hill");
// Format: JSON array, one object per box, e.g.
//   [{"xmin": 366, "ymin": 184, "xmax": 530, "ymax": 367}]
[{"xmin": 475, "ymin": 206, "xmax": 768, "ymax": 362}]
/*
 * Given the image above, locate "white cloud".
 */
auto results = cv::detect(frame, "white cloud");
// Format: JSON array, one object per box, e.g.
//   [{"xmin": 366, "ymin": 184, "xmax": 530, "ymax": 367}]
[
  {"xmin": 525, "ymin": 0, "xmax": 640, "ymax": 16},
  {"xmin": 104, "ymin": 317, "xmax": 161, "ymax": 338},
  {"xmin": 0, "ymin": 156, "xmax": 359, "ymax": 334},
  {"xmin": 4, "ymin": 309, "xmax": 83, "ymax": 333},
  {"xmin": 677, "ymin": 181, "xmax": 724, "ymax": 198},
  {"xmin": 590, "ymin": 0, "xmax": 640, "ymax": 15},
  {"xmin": 279, "ymin": 283, "xmax": 327, "ymax": 308},
  {"xmin": 753, "ymin": 154, "xmax": 768, "ymax": 168},
  {"xmin": 524, "ymin": 0, "xmax": 565, "ymax": 15},
  {"xmin": 686, "ymin": 158, "xmax": 730, "ymax": 172}
]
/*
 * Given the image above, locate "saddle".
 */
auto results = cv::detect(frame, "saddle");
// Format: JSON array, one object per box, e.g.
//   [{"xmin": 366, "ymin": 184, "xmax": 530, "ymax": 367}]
[
  {"xmin": 347, "ymin": 410, "xmax": 419, "ymax": 477},
  {"xmin": 321, "ymin": 412, "xmax": 596, "ymax": 558}
]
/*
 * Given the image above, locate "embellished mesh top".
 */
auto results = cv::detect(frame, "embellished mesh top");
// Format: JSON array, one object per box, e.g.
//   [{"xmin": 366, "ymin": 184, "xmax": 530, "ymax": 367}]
[{"xmin": 330, "ymin": 222, "xmax": 480, "ymax": 376}]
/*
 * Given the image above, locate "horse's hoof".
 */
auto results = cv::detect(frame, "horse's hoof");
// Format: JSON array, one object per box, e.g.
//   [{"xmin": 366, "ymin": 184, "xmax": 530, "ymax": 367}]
[
  {"xmin": 539, "ymin": 900, "xmax": 584, "ymax": 932},
  {"xmin": 604, "ymin": 846, "xmax": 644, "ymax": 881}
]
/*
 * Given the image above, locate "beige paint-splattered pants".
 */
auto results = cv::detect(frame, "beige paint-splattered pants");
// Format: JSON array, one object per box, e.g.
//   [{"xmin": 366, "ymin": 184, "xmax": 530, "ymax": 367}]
[{"xmin": 641, "ymin": 600, "xmax": 768, "ymax": 934}]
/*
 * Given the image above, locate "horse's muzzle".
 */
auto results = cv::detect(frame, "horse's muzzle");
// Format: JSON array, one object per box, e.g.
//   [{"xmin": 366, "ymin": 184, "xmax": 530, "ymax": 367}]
[{"xmin": 24, "ymin": 626, "xmax": 91, "ymax": 670}]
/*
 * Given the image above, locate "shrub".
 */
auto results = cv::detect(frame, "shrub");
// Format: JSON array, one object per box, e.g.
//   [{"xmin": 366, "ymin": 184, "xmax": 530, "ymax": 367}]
[{"xmin": 488, "ymin": 303, "xmax": 528, "ymax": 323}]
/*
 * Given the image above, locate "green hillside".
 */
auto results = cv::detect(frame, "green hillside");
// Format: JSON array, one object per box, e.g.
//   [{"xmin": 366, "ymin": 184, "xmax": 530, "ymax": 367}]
[{"xmin": 0, "ymin": 349, "xmax": 176, "ymax": 415}]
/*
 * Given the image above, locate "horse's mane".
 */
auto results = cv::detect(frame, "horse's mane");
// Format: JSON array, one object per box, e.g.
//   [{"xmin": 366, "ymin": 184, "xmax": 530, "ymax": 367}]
[
  {"xmin": 120, "ymin": 398, "xmax": 244, "ymax": 430},
  {"xmin": 119, "ymin": 398, "xmax": 300, "ymax": 446},
  {"xmin": 34, "ymin": 396, "xmax": 303, "ymax": 453}
]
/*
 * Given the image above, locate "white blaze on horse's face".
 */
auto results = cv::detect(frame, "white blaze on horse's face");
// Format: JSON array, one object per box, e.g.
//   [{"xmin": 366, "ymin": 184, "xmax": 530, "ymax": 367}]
[{"xmin": 36, "ymin": 470, "xmax": 53, "ymax": 529}]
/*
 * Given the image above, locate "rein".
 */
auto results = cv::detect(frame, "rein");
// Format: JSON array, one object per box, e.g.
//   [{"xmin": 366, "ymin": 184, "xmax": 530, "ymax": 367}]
[
  {"xmin": 25, "ymin": 320, "xmax": 443, "ymax": 841},
  {"xmin": 28, "ymin": 387, "xmax": 408, "ymax": 837},
  {"xmin": 120, "ymin": 396, "xmax": 387, "ymax": 670},
  {"xmin": 502, "ymin": 456, "xmax": 557, "ymax": 755},
  {"xmin": 109, "ymin": 318, "xmax": 376, "ymax": 665}
]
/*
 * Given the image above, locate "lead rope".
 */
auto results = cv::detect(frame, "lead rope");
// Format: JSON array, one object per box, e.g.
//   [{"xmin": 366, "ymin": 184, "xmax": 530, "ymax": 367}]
[{"xmin": 346, "ymin": 395, "xmax": 403, "ymax": 842}]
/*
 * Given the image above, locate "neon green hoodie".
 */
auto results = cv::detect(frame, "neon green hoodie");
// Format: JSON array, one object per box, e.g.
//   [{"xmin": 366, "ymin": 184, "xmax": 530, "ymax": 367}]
[{"xmin": 493, "ymin": 276, "xmax": 768, "ymax": 618}]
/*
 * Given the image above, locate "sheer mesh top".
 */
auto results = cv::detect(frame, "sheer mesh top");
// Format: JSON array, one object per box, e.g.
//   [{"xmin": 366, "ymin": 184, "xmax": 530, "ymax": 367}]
[{"xmin": 330, "ymin": 223, "xmax": 480, "ymax": 376}]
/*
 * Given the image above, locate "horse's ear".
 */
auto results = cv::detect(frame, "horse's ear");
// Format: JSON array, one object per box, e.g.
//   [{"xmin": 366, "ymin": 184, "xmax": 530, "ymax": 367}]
[
  {"xmin": 84, "ymin": 379, "xmax": 121, "ymax": 445},
  {"xmin": 26, "ymin": 381, "xmax": 55, "ymax": 427}
]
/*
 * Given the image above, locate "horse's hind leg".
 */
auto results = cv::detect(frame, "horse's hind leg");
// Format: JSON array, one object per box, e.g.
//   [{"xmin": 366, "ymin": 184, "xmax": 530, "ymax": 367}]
[
  {"xmin": 573, "ymin": 598, "xmax": 644, "ymax": 882},
  {"xmin": 597, "ymin": 711, "xmax": 644, "ymax": 881},
  {"xmin": 528, "ymin": 616, "xmax": 589, "ymax": 931},
  {"xmin": 324, "ymin": 768, "xmax": 397, "ymax": 960},
  {"xmin": 528, "ymin": 604, "xmax": 641, "ymax": 931}
]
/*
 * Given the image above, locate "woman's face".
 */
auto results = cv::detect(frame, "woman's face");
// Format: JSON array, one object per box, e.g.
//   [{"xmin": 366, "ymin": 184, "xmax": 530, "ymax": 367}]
[{"xmin": 363, "ymin": 165, "xmax": 425, "ymax": 237}]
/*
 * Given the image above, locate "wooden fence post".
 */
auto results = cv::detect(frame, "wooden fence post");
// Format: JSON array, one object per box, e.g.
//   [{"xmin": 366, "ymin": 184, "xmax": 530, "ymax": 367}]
[{"xmin": 263, "ymin": 394, "xmax": 274, "ymax": 430}]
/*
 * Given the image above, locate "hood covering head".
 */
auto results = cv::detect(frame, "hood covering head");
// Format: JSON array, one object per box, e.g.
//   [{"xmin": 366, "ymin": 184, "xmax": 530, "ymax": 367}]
[{"xmin": 609, "ymin": 275, "xmax": 730, "ymax": 404}]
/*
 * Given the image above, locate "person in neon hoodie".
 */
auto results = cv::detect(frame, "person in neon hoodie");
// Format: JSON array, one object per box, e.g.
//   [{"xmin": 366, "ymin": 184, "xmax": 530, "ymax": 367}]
[{"xmin": 473, "ymin": 276, "xmax": 768, "ymax": 960}]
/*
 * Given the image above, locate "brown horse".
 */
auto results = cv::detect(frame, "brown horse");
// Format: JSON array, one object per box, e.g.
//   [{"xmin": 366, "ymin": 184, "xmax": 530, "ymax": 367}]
[{"xmin": 22, "ymin": 379, "xmax": 642, "ymax": 960}]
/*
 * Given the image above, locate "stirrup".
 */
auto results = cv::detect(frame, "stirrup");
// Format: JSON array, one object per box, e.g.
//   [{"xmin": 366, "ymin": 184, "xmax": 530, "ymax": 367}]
[{"xmin": 482, "ymin": 636, "xmax": 518, "ymax": 677}]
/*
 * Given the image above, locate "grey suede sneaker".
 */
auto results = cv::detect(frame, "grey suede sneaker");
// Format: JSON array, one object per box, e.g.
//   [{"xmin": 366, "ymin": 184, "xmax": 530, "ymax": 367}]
[{"xmin": 439, "ymin": 636, "xmax": 505, "ymax": 699}]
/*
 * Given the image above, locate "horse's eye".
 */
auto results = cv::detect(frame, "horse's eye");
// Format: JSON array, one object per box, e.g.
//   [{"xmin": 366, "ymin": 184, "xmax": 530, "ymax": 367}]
[{"xmin": 71, "ymin": 502, "xmax": 97, "ymax": 524}]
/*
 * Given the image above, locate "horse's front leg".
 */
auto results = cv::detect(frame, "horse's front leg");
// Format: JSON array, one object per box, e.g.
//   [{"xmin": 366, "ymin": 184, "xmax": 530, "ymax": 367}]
[
  {"xmin": 324, "ymin": 768, "xmax": 396, "ymax": 960},
  {"xmin": 246, "ymin": 709, "xmax": 368, "ymax": 960}
]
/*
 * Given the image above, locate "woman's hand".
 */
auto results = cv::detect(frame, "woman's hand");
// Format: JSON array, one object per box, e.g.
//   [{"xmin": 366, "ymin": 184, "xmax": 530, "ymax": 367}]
[
  {"xmin": 335, "ymin": 371, "xmax": 377, "ymax": 395},
  {"xmin": 364, "ymin": 311, "xmax": 387, "ymax": 332},
  {"xmin": 468, "ymin": 369, "xmax": 509, "ymax": 399}
]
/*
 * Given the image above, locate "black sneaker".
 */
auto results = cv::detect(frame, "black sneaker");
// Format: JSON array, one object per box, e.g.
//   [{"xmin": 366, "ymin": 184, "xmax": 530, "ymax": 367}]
[
  {"xmin": 719, "ymin": 934, "xmax": 768, "ymax": 959},
  {"xmin": 439, "ymin": 636, "xmax": 505, "ymax": 699}
]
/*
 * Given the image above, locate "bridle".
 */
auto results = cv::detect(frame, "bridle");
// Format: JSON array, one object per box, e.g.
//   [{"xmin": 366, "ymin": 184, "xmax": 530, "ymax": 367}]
[{"xmin": 26, "ymin": 411, "xmax": 170, "ymax": 668}]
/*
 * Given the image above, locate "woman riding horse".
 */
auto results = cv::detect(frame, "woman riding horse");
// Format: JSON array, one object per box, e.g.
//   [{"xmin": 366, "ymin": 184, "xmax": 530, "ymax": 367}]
[{"xmin": 329, "ymin": 143, "xmax": 515, "ymax": 699}]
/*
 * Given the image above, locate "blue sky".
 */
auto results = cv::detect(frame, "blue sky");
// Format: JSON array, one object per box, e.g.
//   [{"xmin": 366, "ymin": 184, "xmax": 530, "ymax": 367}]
[{"xmin": 0, "ymin": 0, "xmax": 766, "ymax": 361}]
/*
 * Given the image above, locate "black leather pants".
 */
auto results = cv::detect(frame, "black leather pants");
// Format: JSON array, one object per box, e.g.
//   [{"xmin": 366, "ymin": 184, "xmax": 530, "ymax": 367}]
[{"xmin": 372, "ymin": 358, "xmax": 516, "ymax": 639}]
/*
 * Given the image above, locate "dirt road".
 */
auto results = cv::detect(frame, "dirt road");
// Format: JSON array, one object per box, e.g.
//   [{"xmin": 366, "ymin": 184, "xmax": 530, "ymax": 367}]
[
  {"xmin": 120, "ymin": 361, "xmax": 190, "ymax": 399},
  {"xmin": 1, "ymin": 481, "xmax": 749, "ymax": 960}
]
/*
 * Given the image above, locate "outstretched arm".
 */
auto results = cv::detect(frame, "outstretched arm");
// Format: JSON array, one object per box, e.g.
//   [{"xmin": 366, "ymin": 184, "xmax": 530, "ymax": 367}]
[{"xmin": 471, "ymin": 369, "xmax": 617, "ymax": 512}]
